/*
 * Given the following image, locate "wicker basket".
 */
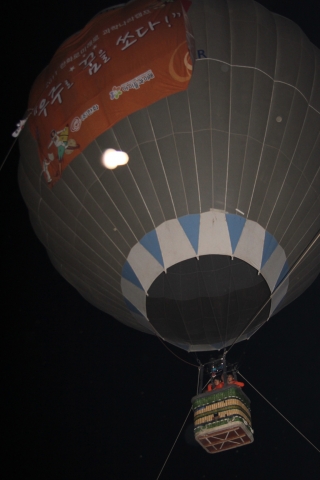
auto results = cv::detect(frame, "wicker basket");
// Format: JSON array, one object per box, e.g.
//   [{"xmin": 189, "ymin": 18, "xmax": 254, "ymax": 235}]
[{"xmin": 191, "ymin": 386, "xmax": 254, "ymax": 453}]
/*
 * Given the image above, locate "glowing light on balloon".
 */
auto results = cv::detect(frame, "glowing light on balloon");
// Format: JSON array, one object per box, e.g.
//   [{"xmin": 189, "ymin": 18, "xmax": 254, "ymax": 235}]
[{"xmin": 102, "ymin": 149, "xmax": 129, "ymax": 169}]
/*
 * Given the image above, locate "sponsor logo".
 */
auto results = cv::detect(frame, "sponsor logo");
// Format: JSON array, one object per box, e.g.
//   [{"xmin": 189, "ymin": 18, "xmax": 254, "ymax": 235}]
[
  {"xmin": 81, "ymin": 104, "xmax": 99, "ymax": 121},
  {"xmin": 109, "ymin": 70, "xmax": 155, "ymax": 100},
  {"xmin": 70, "ymin": 104, "xmax": 99, "ymax": 131},
  {"xmin": 70, "ymin": 117, "xmax": 82, "ymax": 132}
]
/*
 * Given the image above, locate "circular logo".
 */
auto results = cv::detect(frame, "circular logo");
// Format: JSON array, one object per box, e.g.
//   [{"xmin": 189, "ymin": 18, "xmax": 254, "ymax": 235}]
[
  {"xmin": 70, "ymin": 117, "xmax": 82, "ymax": 132},
  {"xmin": 169, "ymin": 41, "xmax": 193, "ymax": 83}
]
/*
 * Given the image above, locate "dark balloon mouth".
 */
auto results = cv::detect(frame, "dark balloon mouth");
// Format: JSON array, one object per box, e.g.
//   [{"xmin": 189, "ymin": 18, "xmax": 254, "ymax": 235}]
[{"xmin": 146, "ymin": 255, "xmax": 271, "ymax": 349}]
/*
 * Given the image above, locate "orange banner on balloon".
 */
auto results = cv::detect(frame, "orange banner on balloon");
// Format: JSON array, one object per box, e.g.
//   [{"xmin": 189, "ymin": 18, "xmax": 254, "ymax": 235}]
[{"xmin": 28, "ymin": 0, "xmax": 193, "ymax": 186}]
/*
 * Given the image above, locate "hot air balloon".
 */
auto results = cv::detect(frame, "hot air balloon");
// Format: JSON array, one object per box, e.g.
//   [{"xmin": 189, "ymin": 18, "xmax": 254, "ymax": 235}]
[{"xmin": 17, "ymin": 0, "xmax": 320, "ymax": 453}]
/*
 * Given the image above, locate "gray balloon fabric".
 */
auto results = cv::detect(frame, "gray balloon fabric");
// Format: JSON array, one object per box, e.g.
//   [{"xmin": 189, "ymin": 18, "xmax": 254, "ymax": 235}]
[{"xmin": 18, "ymin": 0, "xmax": 320, "ymax": 351}]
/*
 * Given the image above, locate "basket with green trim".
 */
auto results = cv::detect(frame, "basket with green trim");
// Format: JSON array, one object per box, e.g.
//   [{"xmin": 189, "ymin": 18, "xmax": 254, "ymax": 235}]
[{"xmin": 191, "ymin": 386, "xmax": 254, "ymax": 453}]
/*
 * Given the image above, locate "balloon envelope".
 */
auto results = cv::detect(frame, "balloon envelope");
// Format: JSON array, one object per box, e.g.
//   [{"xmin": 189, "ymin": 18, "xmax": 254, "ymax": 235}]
[{"xmin": 19, "ymin": 0, "xmax": 320, "ymax": 351}]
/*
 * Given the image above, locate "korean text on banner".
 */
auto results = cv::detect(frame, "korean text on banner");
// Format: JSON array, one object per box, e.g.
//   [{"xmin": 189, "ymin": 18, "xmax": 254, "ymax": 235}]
[{"xmin": 28, "ymin": 0, "xmax": 194, "ymax": 186}]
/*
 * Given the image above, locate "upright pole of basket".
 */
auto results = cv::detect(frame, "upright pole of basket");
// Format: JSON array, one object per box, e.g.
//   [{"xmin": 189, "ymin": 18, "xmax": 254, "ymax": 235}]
[
  {"xmin": 222, "ymin": 349, "xmax": 227, "ymax": 385},
  {"xmin": 198, "ymin": 364, "xmax": 204, "ymax": 394}
]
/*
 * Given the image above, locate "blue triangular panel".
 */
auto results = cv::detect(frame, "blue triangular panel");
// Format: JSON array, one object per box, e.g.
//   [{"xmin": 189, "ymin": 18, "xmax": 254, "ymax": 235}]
[
  {"xmin": 178, "ymin": 214, "xmax": 200, "ymax": 254},
  {"xmin": 140, "ymin": 230, "xmax": 164, "ymax": 267},
  {"xmin": 124, "ymin": 298, "xmax": 145, "ymax": 317},
  {"xmin": 122, "ymin": 261, "xmax": 144, "ymax": 290},
  {"xmin": 226, "ymin": 214, "xmax": 246, "ymax": 253},
  {"xmin": 261, "ymin": 232, "xmax": 279, "ymax": 269},
  {"xmin": 275, "ymin": 261, "xmax": 289, "ymax": 290}
]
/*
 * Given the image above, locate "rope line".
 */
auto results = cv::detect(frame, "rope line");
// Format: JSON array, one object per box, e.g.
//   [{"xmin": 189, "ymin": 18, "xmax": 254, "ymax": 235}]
[
  {"xmin": 156, "ymin": 335, "xmax": 198, "ymax": 368},
  {"xmin": 2, "ymin": 113, "xmax": 32, "ymax": 175},
  {"xmin": 238, "ymin": 371, "xmax": 320, "ymax": 454},
  {"xmin": 149, "ymin": 323, "xmax": 198, "ymax": 368},
  {"xmin": 196, "ymin": 365, "xmax": 201, "ymax": 395},
  {"xmin": 226, "ymin": 230, "xmax": 320, "ymax": 354},
  {"xmin": 0, "ymin": 136, "xmax": 19, "ymax": 174},
  {"xmin": 156, "ymin": 407, "xmax": 192, "ymax": 480}
]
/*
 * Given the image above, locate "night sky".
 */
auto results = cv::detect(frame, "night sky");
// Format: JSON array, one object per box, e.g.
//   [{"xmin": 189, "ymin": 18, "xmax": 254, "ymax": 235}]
[{"xmin": 2, "ymin": 1, "xmax": 320, "ymax": 479}]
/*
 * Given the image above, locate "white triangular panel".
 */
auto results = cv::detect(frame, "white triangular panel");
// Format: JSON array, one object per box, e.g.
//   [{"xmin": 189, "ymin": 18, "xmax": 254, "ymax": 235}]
[
  {"xmin": 127, "ymin": 242, "xmax": 164, "ymax": 292},
  {"xmin": 156, "ymin": 219, "xmax": 196, "ymax": 270},
  {"xmin": 198, "ymin": 211, "xmax": 232, "ymax": 256},
  {"xmin": 234, "ymin": 219, "xmax": 265, "ymax": 271}
]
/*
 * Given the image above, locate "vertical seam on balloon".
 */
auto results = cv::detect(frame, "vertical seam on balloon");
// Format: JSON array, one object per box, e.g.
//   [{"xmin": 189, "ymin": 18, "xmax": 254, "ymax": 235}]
[
  {"xmin": 186, "ymin": 90, "xmax": 202, "ymax": 212},
  {"xmin": 75, "ymin": 283, "xmax": 128, "ymax": 316},
  {"xmin": 36, "ymin": 202, "xmax": 123, "ymax": 277},
  {"xmin": 103, "ymin": 126, "xmax": 148, "ymax": 238},
  {"xmin": 248, "ymin": 13, "xmax": 279, "ymax": 220},
  {"xmin": 280, "ymin": 254, "xmax": 320, "ymax": 303},
  {"xmin": 197, "ymin": 57, "xmax": 320, "ymax": 116},
  {"xmin": 273, "ymin": 50, "xmax": 320, "ymax": 241},
  {"xmin": 264, "ymin": 102, "xmax": 298, "ymax": 233},
  {"xmin": 21, "ymin": 164, "xmax": 47, "ymax": 248},
  {"xmin": 266, "ymin": 27, "xmax": 305, "ymax": 232},
  {"xmin": 224, "ymin": 0, "xmax": 232, "ymax": 212},
  {"xmin": 275, "ymin": 147, "xmax": 320, "ymax": 246},
  {"xmin": 82, "ymin": 139, "xmax": 140, "ymax": 242},
  {"xmin": 276, "ymin": 41, "xmax": 320, "ymax": 246},
  {"xmin": 21, "ymin": 158, "xmax": 45, "ymax": 244},
  {"xmin": 310, "ymin": 42, "xmax": 320, "ymax": 114},
  {"xmin": 122, "ymin": 118, "xmax": 160, "ymax": 228},
  {"xmin": 165, "ymin": 97, "xmax": 189, "ymax": 215},
  {"xmin": 146, "ymin": 107, "xmax": 177, "ymax": 218},
  {"xmin": 87, "ymin": 287, "xmax": 134, "ymax": 317},
  {"xmin": 60, "ymin": 165, "xmax": 135, "ymax": 249},
  {"xmin": 301, "ymin": 129, "xmax": 320, "ymax": 187},
  {"xmin": 36, "ymin": 149, "xmax": 51, "ymax": 248},
  {"xmin": 273, "ymin": 130, "xmax": 320, "ymax": 242},
  {"xmin": 287, "ymin": 233, "xmax": 320, "ymax": 272},
  {"xmin": 203, "ymin": 3, "xmax": 214, "ymax": 208},
  {"xmin": 236, "ymin": 0, "xmax": 259, "ymax": 216},
  {"xmin": 60, "ymin": 263, "xmax": 123, "ymax": 303},
  {"xmin": 67, "ymin": 174, "xmax": 129, "ymax": 262},
  {"xmin": 126, "ymin": 163, "xmax": 157, "ymax": 229},
  {"xmin": 125, "ymin": 117, "xmax": 164, "ymax": 227},
  {"xmin": 98, "ymin": 124, "xmax": 145, "ymax": 241},
  {"xmin": 279, "ymin": 188, "xmax": 320, "ymax": 256}
]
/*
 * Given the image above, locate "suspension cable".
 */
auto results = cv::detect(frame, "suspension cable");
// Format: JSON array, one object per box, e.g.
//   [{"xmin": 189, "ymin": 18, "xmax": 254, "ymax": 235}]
[
  {"xmin": 156, "ymin": 334, "xmax": 198, "ymax": 368},
  {"xmin": 1, "ymin": 113, "xmax": 32, "ymax": 175},
  {"xmin": 149, "ymin": 323, "xmax": 198, "ymax": 368},
  {"xmin": 156, "ymin": 406, "xmax": 192, "ymax": 480},
  {"xmin": 238, "ymin": 371, "xmax": 320, "ymax": 454},
  {"xmin": 226, "ymin": 230, "xmax": 320, "ymax": 355},
  {"xmin": 0, "ymin": 136, "xmax": 19, "ymax": 174},
  {"xmin": 196, "ymin": 364, "xmax": 201, "ymax": 394},
  {"xmin": 156, "ymin": 364, "xmax": 209, "ymax": 479}
]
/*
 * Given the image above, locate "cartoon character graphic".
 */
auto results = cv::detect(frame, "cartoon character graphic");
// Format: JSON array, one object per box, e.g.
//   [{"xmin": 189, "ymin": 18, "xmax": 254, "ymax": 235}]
[
  {"xmin": 48, "ymin": 126, "xmax": 69, "ymax": 162},
  {"xmin": 42, "ymin": 153, "xmax": 55, "ymax": 183},
  {"xmin": 47, "ymin": 124, "xmax": 80, "ymax": 175}
]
